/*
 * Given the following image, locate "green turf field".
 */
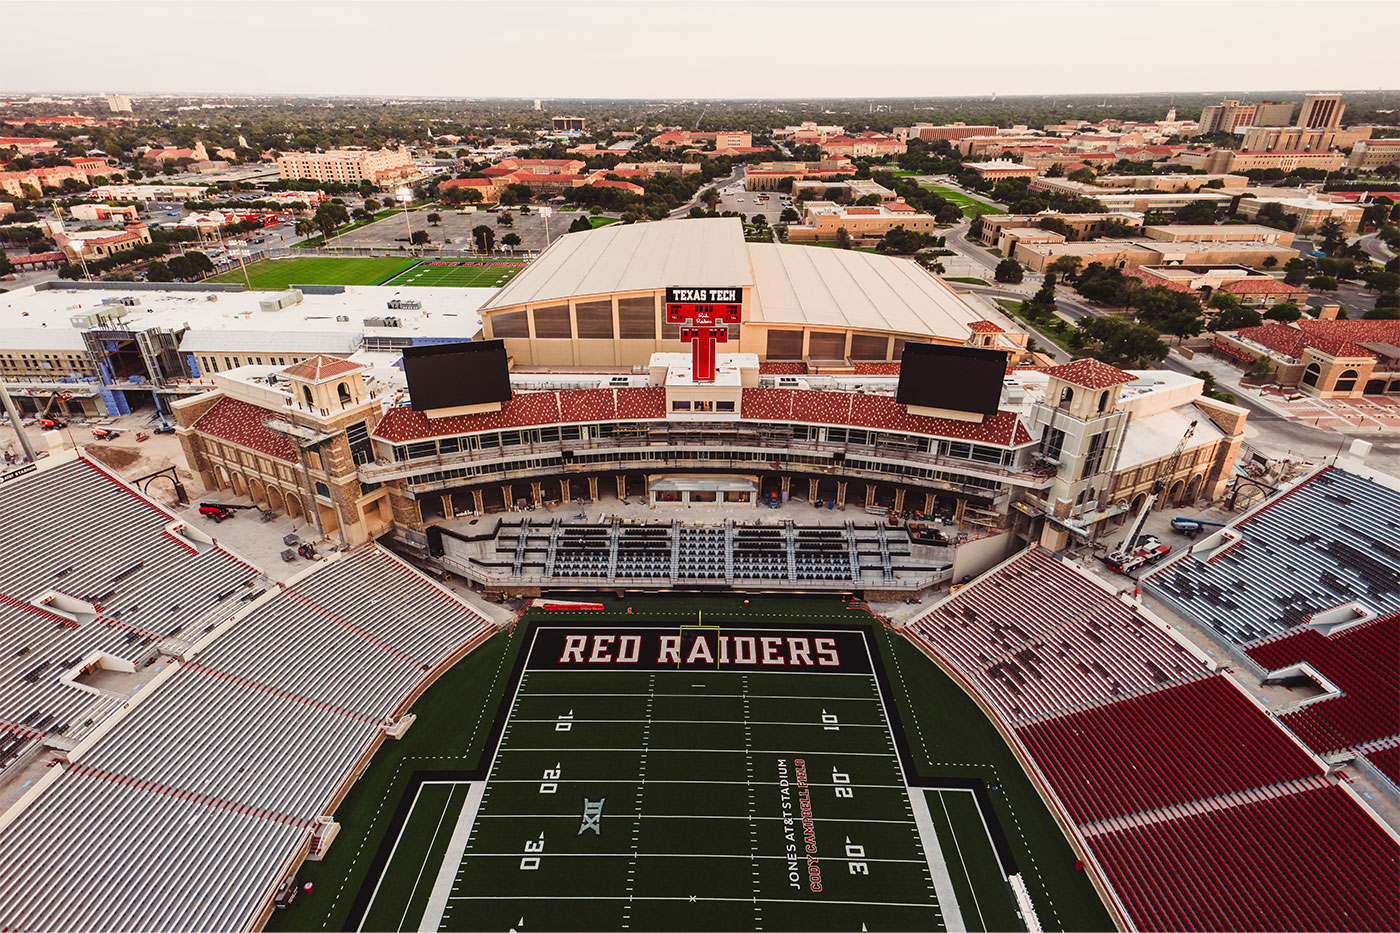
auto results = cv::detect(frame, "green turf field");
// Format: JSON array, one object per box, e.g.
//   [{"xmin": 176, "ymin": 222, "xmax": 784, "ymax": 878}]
[
  {"xmin": 267, "ymin": 597, "xmax": 1111, "ymax": 933},
  {"xmin": 380, "ymin": 259, "xmax": 528, "ymax": 288},
  {"xmin": 206, "ymin": 256, "xmax": 418, "ymax": 288},
  {"xmin": 922, "ymin": 186, "xmax": 1006, "ymax": 219}
]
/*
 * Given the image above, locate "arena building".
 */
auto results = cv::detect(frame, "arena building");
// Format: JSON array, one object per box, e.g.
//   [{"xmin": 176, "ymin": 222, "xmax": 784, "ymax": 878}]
[{"xmin": 476, "ymin": 217, "xmax": 1018, "ymax": 368}]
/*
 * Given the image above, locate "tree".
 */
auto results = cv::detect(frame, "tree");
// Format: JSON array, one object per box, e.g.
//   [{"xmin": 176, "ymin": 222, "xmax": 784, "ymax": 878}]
[
  {"xmin": 145, "ymin": 260, "xmax": 173, "ymax": 282},
  {"xmin": 994, "ymin": 258, "xmax": 1024, "ymax": 284},
  {"xmin": 1162, "ymin": 309, "xmax": 1204, "ymax": 343},
  {"xmin": 1308, "ymin": 274, "xmax": 1338, "ymax": 291},
  {"xmin": 780, "ymin": 207, "xmax": 799, "ymax": 223},
  {"xmin": 313, "ymin": 200, "xmax": 349, "ymax": 240},
  {"xmin": 501, "ymin": 232, "xmax": 522, "ymax": 252},
  {"xmin": 409, "ymin": 230, "xmax": 430, "ymax": 247},
  {"xmin": 1175, "ymin": 200, "xmax": 1218, "ymax": 224},
  {"xmin": 1066, "ymin": 167, "xmax": 1097, "ymax": 183},
  {"xmin": 1262, "ymin": 255, "xmax": 1278, "ymax": 268},
  {"xmin": 364, "ymin": 198, "xmax": 380, "ymax": 213},
  {"xmin": 568, "ymin": 215, "xmax": 592, "ymax": 233},
  {"xmin": 701, "ymin": 187, "xmax": 720, "ymax": 209},
  {"xmin": 427, "ymin": 212, "xmax": 441, "ymax": 226},
  {"xmin": 472, "ymin": 224, "xmax": 495, "ymax": 252},
  {"xmin": 0, "ymin": 253, "xmax": 12, "ymax": 277},
  {"xmin": 1213, "ymin": 304, "xmax": 1263, "ymax": 330},
  {"xmin": 1022, "ymin": 273, "xmax": 1058, "ymax": 320},
  {"xmin": 1047, "ymin": 255, "xmax": 1083, "ymax": 279},
  {"xmin": 1264, "ymin": 302, "xmax": 1303, "ymax": 322},
  {"xmin": 854, "ymin": 194, "xmax": 882, "ymax": 206},
  {"xmin": 462, "ymin": 188, "xmax": 484, "ymax": 204},
  {"xmin": 1283, "ymin": 258, "xmax": 1311, "ymax": 286},
  {"xmin": 295, "ymin": 218, "xmax": 318, "ymax": 238},
  {"xmin": 496, "ymin": 211, "xmax": 514, "ymax": 226},
  {"xmin": 835, "ymin": 227, "xmax": 852, "ymax": 250},
  {"xmin": 1073, "ymin": 316, "xmax": 1167, "ymax": 367}
]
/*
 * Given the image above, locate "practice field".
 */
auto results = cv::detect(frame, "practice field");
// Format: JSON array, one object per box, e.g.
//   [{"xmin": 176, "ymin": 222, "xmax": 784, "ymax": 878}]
[
  {"xmin": 380, "ymin": 259, "xmax": 527, "ymax": 288},
  {"xmin": 206, "ymin": 256, "xmax": 418, "ymax": 288},
  {"xmin": 367, "ymin": 624, "xmax": 950, "ymax": 933},
  {"xmin": 206, "ymin": 256, "xmax": 526, "ymax": 289},
  {"xmin": 922, "ymin": 185, "xmax": 1006, "ymax": 219}
]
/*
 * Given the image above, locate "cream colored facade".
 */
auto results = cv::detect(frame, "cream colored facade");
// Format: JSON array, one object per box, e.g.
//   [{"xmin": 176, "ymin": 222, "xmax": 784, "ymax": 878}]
[
  {"xmin": 1234, "ymin": 195, "xmax": 1364, "ymax": 233},
  {"xmin": 277, "ymin": 147, "xmax": 415, "ymax": 187},
  {"xmin": 785, "ymin": 202, "xmax": 942, "ymax": 243},
  {"xmin": 1297, "ymin": 94, "xmax": 1344, "ymax": 129},
  {"xmin": 1348, "ymin": 139, "xmax": 1400, "ymax": 170}
]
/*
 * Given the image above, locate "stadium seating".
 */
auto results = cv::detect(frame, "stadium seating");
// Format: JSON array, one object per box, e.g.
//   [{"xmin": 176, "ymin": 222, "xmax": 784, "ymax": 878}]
[
  {"xmin": 1017, "ymin": 675, "xmax": 1323, "ymax": 824},
  {"xmin": 1244, "ymin": 612, "xmax": 1399, "ymax": 756},
  {"xmin": 1088, "ymin": 782, "xmax": 1400, "ymax": 933},
  {"xmin": 0, "ymin": 545, "xmax": 494, "ymax": 932},
  {"xmin": 908, "ymin": 547, "xmax": 1208, "ymax": 722},
  {"xmin": 1145, "ymin": 467, "xmax": 1400, "ymax": 645}
]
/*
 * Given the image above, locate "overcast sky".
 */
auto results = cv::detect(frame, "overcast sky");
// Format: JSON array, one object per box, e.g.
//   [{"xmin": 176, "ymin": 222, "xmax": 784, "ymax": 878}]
[{"xmin": 4, "ymin": 0, "xmax": 1396, "ymax": 100}]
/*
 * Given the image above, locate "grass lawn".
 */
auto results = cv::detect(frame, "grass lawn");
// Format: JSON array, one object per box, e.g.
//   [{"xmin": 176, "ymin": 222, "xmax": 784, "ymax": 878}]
[
  {"xmin": 589, "ymin": 216, "xmax": 619, "ymax": 228},
  {"xmin": 944, "ymin": 276, "xmax": 991, "ymax": 287},
  {"xmin": 922, "ymin": 185, "xmax": 1006, "ymax": 219},
  {"xmin": 206, "ymin": 256, "xmax": 418, "ymax": 288},
  {"xmin": 997, "ymin": 299, "xmax": 1076, "ymax": 354},
  {"xmin": 381, "ymin": 258, "xmax": 528, "ymax": 288},
  {"xmin": 274, "ymin": 593, "xmax": 1111, "ymax": 933}
]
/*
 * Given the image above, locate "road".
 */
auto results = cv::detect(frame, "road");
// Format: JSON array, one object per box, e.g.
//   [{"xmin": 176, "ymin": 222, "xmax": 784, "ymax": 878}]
[
  {"xmin": 1357, "ymin": 232, "xmax": 1396, "ymax": 264},
  {"xmin": 669, "ymin": 165, "xmax": 746, "ymax": 218}
]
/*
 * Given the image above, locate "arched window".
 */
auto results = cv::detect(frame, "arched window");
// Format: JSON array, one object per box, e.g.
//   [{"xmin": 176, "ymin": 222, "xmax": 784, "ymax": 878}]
[
  {"xmin": 1097, "ymin": 390, "xmax": 1109, "ymax": 413},
  {"xmin": 1059, "ymin": 386, "xmax": 1074, "ymax": 407},
  {"xmin": 1301, "ymin": 363, "xmax": 1321, "ymax": 388},
  {"xmin": 1333, "ymin": 369, "xmax": 1360, "ymax": 393},
  {"xmin": 337, "ymin": 381, "xmax": 351, "ymax": 406},
  {"xmin": 302, "ymin": 384, "xmax": 314, "ymax": 408}
]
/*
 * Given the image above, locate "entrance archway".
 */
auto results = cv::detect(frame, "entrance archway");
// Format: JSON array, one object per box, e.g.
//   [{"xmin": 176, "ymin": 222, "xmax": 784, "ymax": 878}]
[
  {"xmin": 1184, "ymin": 473, "xmax": 1204, "ymax": 503},
  {"xmin": 285, "ymin": 493, "xmax": 305, "ymax": 519},
  {"xmin": 267, "ymin": 485, "xmax": 286, "ymax": 514}
]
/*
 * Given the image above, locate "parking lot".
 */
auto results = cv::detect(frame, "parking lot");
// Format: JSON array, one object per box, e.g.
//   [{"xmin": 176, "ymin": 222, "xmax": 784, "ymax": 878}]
[
  {"xmin": 717, "ymin": 181, "xmax": 792, "ymax": 223},
  {"xmin": 321, "ymin": 206, "xmax": 573, "ymax": 254}
]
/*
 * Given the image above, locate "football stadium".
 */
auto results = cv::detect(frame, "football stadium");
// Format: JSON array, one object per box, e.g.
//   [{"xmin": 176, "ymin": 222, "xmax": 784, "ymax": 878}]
[{"xmin": 0, "ymin": 217, "xmax": 1396, "ymax": 933}]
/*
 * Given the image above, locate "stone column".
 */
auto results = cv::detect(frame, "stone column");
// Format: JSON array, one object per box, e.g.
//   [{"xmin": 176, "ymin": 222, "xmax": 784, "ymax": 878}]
[
  {"xmin": 588, "ymin": 476, "xmax": 599, "ymax": 502},
  {"xmin": 865, "ymin": 484, "xmax": 876, "ymax": 508},
  {"xmin": 501, "ymin": 484, "xmax": 513, "ymax": 510},
  {"xmin": 836, "ymin": 481, "xmax": 847, "ymax": 508},
  {"xmin": 893, "ymin": 488, "xmax": 906, "ymax": 513},
  {"xmin": 808, "ymin": 478, "xmax": 819, "ymax": 501},
  {"xmin": 559, "ymin": 478, "xmax": 570, "ymax": 503},
  {"xmin": 781, "ymin": 476, "xmax": 790, "ymax": 496},
  {"xmin": 471, "ymin": 488, "xmax": 484, "ymax": 513},
  {"xmin": 616, "ymin": 474, "xmax": 626, "ymax": 499},
  {"xmin": 530, "ymin": 481, "xmax": 543, "ymax": 508},
  {"xmin": 924, "ymin": 492, "xmax": 936, "ymax": 514},
  {"xmin": 440, "ymin": 493, "xmax": 453, "ymax": 520}
]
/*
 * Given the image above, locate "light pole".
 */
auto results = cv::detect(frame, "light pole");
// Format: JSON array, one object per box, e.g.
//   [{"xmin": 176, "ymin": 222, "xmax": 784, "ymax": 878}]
[{"xmin": 397, "ymin": 186, "xmax": 415, "ymax": 255}]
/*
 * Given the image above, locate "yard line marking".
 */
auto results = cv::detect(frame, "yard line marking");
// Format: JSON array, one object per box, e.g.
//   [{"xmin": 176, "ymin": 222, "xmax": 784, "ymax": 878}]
[
  {"xmin": 472, "ymin": 813, "xmax": 920, "ymax": 825},
  {"xmin": 481, "ymin": 778, "xmax": 911, "ymax": 789},
  {"xmin": 510, "ymin": 718, "xmax": 889, "ymax": 728},
  {"xmin": 446, "ymin": 894, "xmax": 942, "ymax": 909},
  {"xmin": 520, "ymin": 692, "xmax": 881, "ymax": 701}
]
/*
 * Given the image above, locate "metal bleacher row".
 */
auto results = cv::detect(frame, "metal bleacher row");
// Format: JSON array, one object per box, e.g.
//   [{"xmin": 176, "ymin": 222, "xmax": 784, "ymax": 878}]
[
  {"xmin": 0, "ymin": 459, "xmax": 498, "ymax": 932},
  {"xmin": 904, "ymin": 543, "xmax": 1400, "ymax": 933},
  {"xmin": 0, "ymin": 457, "xmax": 259, "ymax": 779},
  {"xmin": 494, "ymin": 517, "xmax": 926, "ymax": 585},
  {"xmin": 1145, "ymin": 466, "xmax": 1400, "ymax": 645},
  {"xmin": 908, "ymin": 547, "xmax": 1210, "ymax": 724}
]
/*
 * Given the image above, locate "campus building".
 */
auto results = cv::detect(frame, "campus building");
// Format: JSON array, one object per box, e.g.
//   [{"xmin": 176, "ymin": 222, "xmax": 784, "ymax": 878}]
[
  {"xmin": 743, "ymin": 160, "xmax": 856, "ymax": 190},
  {"xmin": 961, "ymin": 159, "xmax": 1039, "ymax": 182},
  {"xmin": 551, "ymin": 115, "xmax": 585, "ymax": 133},
  {"xmin": 1212, "ymin": 317, "xmax": 1400, "ymax": 397},
  {"xmin": 785, "ymin": 201, "xmax": 942, "ymax": 244},
  {"xmin": 820, "ymin": 132, "xmax": 906, "ymax": 159},
  {"xmin": 1233, "ymin": 193, "xmax": 1365, "ymax": 233},
  {"xmin": 973, "ymin": 212, "xmax": 1144, "ymax": 246},
  {"xmin": 1197, "ymin": 99, "xmax": 1294, "ymax": 134},
  {"xmin": 651, "ymin": 130, "xmax": 753, "ymax": 150},
  {"xmin": 1003, "ymin": 235, "xmax": 1297, "ymax": 274},
  {"xmin": 1238, "ymin": 125, "xmax": 1370, "ymax": 153},
  {"xmin": 1177, "ymin": 148, "xmax": 1345, "ymax": 173},
  {"xmin": 894, "ymin": 123, "xmax": 999, "ymax": 143},
  {"xmin": 276, "ymin": 147, "xmax": 418, "ymax": 188},
  {"xmin": 54, "ymin": 222, "xmax": 152, "ymax": 263},
  {"xmin": 1347, "ymin": 138, "xmax": 1400, "ymax": 171},
  {"xmin": 1297, "ymin": 93, "xmax": 1344, "ymax": 129}
]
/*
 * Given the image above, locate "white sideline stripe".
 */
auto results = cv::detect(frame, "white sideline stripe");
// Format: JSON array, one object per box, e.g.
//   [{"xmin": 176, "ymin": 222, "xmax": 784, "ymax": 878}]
[
  {"xmin": 398, "ymin": 784, "xmax": 468, "ymax": 932},
  {"xmin": 501, "ymin": 747, "xmax": 898, "ymax": 758},
  {"xmin": 474, "ymin": 813, "xmax": 918, "ymax": 825},
  {"xmin": 519, "ymin": 692, "xmax": 880, "ymax": 701},
  {"xmin": 417, "ymin": 781, "xmax": 484, "ymax": 933},
  {"xmin": 932, "ymin": 790, "xmax": 983, "ymax": 932},
  {"xmin": 447, "ymin": 894, "xmax": 942, "ymax": 909},
  {"xmin": 525, "ymin": 669, "xmax": 874, "ymax": 677},
  {"xmin": 358, "ymin": 782, "xmax": 427, "ymax": 933}
]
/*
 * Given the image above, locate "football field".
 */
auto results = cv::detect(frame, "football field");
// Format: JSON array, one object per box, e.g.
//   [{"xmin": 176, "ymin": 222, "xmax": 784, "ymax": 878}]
[
  {"xmin": 362, "ymin": 624, "xmax": 956, "ymax": 932},
  {"xmin": 380, "ymin": 259, "xmax": 528, "ymax": 288}
]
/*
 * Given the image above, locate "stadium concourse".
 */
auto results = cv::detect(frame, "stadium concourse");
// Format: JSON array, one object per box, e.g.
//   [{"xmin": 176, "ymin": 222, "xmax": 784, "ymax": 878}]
[
  {"xmin": 902, "ymin": 542, "xmax": 1400, "ymax": 932},
  {"xmin": 0, "ymin": 450, "xmax": 501, "ymax": 932}
]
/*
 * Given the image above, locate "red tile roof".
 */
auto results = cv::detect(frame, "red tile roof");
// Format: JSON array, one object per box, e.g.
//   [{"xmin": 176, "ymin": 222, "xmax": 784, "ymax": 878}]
[
  {"xmin": 1042, "ymin": 358, "xmax": 1134, "ymax": 389},
  {"xmin": 371, "ymin": 387, "xmax": 668, "ymax": 442},
  {"xmin": 852, "ymin": 362, "xmax": 901, "ymax": 375},
  {"xmin": 758, "ymin": 362, "xmax": 809, "ymax": 375},
  {"xmin": 1235, "ymin": 320, "xmax": 1395, "ymax": 360},
  {"xmin": 1219, "ymin": 279, "xmax": 1307, "ymax": 296},
  {"xmin": 281, "ymin": 355, "xmax": 362, "ymax": 382},
  {"xmin": 967, "ymin": 320, "xmax": 1005, "ymax": 334},
  {"xmin": 741, "ymin": 389, "xmax": 1033, "ymax": 446},
  {"xmin": 193, "ymin": 398, "xmax": 298, "ymax": 462}
]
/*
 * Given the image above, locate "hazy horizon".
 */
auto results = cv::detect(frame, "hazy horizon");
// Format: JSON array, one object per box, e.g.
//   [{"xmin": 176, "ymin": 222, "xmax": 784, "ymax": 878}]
[{"xmin": 3, "ymin": 0, "xmax": 1397, "ymax": 101}]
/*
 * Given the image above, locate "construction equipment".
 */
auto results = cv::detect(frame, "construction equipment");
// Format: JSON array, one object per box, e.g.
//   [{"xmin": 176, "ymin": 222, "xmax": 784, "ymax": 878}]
[
  {"xmin": 199, "ymin": 504, "xmax": 235, "ymax": 522},
  {"xmin": 1170, "ymin": 517, "xmax": 1227, "ymax": 538},
  {"xmin": 39, "ymin": 417, "xmax": 65, "ymax": 430},
  {"xmin": 1103, "ymin": 419, "xmax": 1197, "ymax": 575},
  {"xmin": 90, "ymin": 427, "xmax": 122, "ymax": 440}
]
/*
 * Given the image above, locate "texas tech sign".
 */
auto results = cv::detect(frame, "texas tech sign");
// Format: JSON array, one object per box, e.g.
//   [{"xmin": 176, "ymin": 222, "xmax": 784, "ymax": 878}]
[{"xmin": 665, "ymin": 286, "xmax": 742, "ymax": 382}]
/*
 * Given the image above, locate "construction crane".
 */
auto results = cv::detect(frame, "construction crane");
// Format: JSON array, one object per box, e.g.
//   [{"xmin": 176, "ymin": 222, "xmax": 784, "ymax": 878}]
[{"xmin": 1103, "ymin": 419, "xmax": 1197, "ymax": 575}]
